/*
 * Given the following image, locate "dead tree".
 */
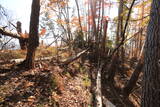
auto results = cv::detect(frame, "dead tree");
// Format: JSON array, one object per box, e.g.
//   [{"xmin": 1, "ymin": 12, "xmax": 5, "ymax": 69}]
[
  {"xmin": 123, "ymin": 42, "xmax": 145, "ymax": 97},
  {"xmin": 16, "ymin": 21, "xmax": 27, "ymax": 50},
  {"xmin": 24, "ymin": 0, "xmax": 40, "ymax": 69},
  {"xmin": 123, "ymin": 59, "xmax": 143, "ymax": 97},
  {"xmin": 61, "ymin": 49, "xmax": 89, "ymax": 65},
  {"xmin": 0, "ymin": 25, "xmax": 28, "ymax": 49},
  {"xmin": 0, "ymin": 27, "xmax": 24, "ymax": 39}
]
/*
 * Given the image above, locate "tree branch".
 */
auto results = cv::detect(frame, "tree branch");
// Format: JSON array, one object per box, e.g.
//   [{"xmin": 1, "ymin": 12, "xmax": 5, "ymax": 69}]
[
  {"xmin": 0, "ymin": 27, "xmax": 26, "ymax": 40},
  {"xmin": 110, "ymin": 0, "xmax": 137, "ymax": 58},
  {"xmin": 61, "ymin": 49, "xmax": 89, "ymax": 65}
]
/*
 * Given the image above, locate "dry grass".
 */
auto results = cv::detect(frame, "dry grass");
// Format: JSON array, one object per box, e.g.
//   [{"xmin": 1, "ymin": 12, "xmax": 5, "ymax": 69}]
[
  {"xmin": 0, "ymin": 46, "xmax": 57, "ymax": 61},
  {"xmin": 0, "ymin": 50, "xmax": 26, "ymax": 61},
  {"xmin": 36, "ymin": 46, "xmax": 57, "ymax": 58}
]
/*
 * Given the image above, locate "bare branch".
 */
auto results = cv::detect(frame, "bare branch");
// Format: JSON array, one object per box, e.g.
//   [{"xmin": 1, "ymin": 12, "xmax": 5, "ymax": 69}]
[
  {"xmin": 61, "ymin": 49, "xmax": 89, "ymax": 65},
  {"xmin": 0, "ymin": 27, "xmax": 26, "ymax": 40}
]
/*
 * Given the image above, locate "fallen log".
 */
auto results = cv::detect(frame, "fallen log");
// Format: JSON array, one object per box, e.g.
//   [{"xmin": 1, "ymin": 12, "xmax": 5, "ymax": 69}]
[
  {"xmin": 1, "ymin": 49, "xmax": 88, "ymax": 66},
  {"xmin": 102, "ymin": 96, "xmax": 115, "ymax": 107},
  {"xmin": 123, "ymin": 59, "xmax": 143, "ymax": 97},
  {"xmin": 9, "ymin": 56, "xmax": 53, "ymax": 63},
  {"xmin": 0, "ymin": 57, "xmax": 53, "ymax": 65},
  {"xmin": 0, "ymin": 27, "xmax": 26, "ymax": 40},
  {"xmin": 95, "ymin": 64, "xmax": 103, "ymax": 107},
  {"xmin": 61, "ymin": 49, "xmax": 89, "ymax": 65},
  {"xmin": 123, "ymin": 42, "xmax": 145, "ymax": 98}
]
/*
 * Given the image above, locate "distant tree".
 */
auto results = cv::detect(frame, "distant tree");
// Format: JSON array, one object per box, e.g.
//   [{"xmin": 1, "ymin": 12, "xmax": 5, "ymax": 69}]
[
  {"xmin": 0, "ymin": 4, "xmax": 15, "ymax": 49},
  {"xmin": 0, "ymin": 4, "xmax": 6, "ymax": 22},
  {"xmin": 74, "ymin": 0, "xmax": 83, "ymax": 32},
  {"xmin": 142, "ymin": 0, "xmax": 160, "ymax": 106},
  {"xmin": 24, "ymin": 0, "xmax": 40, "ymax": 69}
]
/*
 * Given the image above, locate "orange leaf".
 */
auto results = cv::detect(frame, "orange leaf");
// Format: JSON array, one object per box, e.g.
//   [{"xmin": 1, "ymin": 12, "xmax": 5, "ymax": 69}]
[{"xmin": 39, "ymin": 28, "xmax": 46, "ymax": 36}]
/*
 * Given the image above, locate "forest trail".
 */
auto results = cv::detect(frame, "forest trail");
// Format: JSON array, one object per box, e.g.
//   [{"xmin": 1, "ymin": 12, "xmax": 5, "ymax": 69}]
[{"xmin": 58, "ymin": 74, "xmax": 91, "ymax": 107}]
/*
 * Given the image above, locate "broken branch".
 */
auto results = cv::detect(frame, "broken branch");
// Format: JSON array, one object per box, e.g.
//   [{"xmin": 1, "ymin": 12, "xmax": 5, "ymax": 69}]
[
  {"xmin": 61, "ymin": 49, "xmax": 89, "ymax": 65},
  {"xmin": 0, "ymin": 27, "xmax": 26, "ymax": 40}
]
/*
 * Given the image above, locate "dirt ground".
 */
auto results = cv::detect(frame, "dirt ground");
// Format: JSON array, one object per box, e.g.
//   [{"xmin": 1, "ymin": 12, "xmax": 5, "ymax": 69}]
[{"xmin": 0, "ymin": 63, "xmax": 91, "ymax": 107}]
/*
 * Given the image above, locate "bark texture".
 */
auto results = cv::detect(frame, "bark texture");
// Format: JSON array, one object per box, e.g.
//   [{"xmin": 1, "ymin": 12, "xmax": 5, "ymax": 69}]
[
  {"xmin": 142, "ymin": 0, "xmax": 160, "ymax": 106},
  {"xmin": 24, "ymin": 0, "xmax": 40, "ymax": 69}
]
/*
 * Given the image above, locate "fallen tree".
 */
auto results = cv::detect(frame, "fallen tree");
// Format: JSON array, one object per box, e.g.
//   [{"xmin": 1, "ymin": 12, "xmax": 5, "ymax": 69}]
[
  {"xmin": 95, "ymin": 64, "xmax": 103, "ymax": 107},
  {"xmin": 0, "ymin": 27, "xmax": 26, "ymax": 40},
  {"xmin": 123, "ymin": 59, "xmax": 143, "ymax": 97},
  {"xmin": 123, "ymin": 42, "xmax": 145, "ymax": 98},
  {"xmin": 61, "ymin": 49, "xmax": 89, "ymax": 65}
]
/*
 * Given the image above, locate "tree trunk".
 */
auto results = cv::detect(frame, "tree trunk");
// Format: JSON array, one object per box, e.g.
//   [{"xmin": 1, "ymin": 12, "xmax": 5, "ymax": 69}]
[
  {"xmin": 119, "ymin": 0, "xmax": 125, "ymax": 64},
  {"xmin": 142, "ymin": 0, "xmax": 160, "ymax": 106},
  {"xmin": 106, "ymin": 0, "xmax": 124, "ymax": 81},
  {"xmin": 101, "ymin": 19, "xmax": 108, "ymax": 53},
  {"xmin": 123, "ymin": 42, "xmax": 145, "ymax": 97},
  {"xmin": 123, "ymin": 59, "xmax": 143, "ymax": 97},
  {"xmin": 106, "ymin": 54, "xmax": 119, "ymax": 83},
  {"xmin": 75, "ymin": 0, "xmax": 83, "ymax": 32},
  {"xmin": 24, "ymin": 0, "xmax": 40, "ymax": 69},
  {"xmin": 16, "ymin": 21, "xmax": 27, "ymax": 50},
  {"xmin": 116, "ymin": 0, "xmax": 124, "ymax": 56}
]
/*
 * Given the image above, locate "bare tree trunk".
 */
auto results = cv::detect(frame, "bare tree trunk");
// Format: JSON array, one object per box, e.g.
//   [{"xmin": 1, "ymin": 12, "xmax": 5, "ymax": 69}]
[
  {"xmin": 106, "ymin": 54, "xmax": 119, "ymax": 83},
  {"xmin": 65, "ymin": 2, "xmax": 72, "ymax": 48},
  {"xmin": 142, "ymin": 0, "xmax": 160, "ymax": 106},
  {"xmin": 138, "ymin": 0, "xmax": 144, "ymax": 57},
  {"xmin": 75, "ymin": 0, "xmax": 83, "ymax": 32},
  {"xmin": 123, "ymin": 59, "xmax": 143, "ymax": 97},
  {"xmin": 116, "ymin": 0, "xmax": 124, "ymax": 56},
  {"xmin": 101, "ymin": 19, "xmax": 108, "ymax": 53},
  {"xmin": 16, "ymin": 21, "xmax": 27, "ymax": 50},
  {"xmin": 24, "ymin": 0, "xmax": 40, "ymax": 69},
  {"xmin": 123, "ymin": 42, "xmax": 145, "ymax": 97}
]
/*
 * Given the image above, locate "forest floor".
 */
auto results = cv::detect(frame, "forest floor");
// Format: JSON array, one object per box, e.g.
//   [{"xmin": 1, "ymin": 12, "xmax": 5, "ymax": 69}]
[
  {"xmin": 0, "ymin": 61, "xmax": 91, "ymax": 107},
  {"xmin": 0, "ymin": 49, "xmax": 142, "ymax": 107}
]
